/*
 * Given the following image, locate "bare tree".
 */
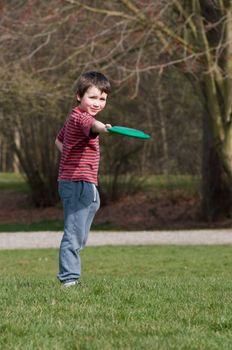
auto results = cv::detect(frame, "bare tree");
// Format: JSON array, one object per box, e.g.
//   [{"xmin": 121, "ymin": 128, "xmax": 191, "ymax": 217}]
[
  {"xmin": 1, "ymin": 0, "xmax": 227, "ymax": 218},
  {"xmin": 59, "ymin": 0, "xmax": 232, "ymax": 220},
  {"xmin": 0, "ymin": 68, "xmax": 65, "ymax": 206}
]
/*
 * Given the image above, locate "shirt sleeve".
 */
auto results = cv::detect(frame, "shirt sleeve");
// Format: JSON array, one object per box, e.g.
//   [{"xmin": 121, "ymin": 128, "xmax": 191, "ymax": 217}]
[{"xmin": 77, "ymin": 114, "xmax": 97, "ymax": 138}]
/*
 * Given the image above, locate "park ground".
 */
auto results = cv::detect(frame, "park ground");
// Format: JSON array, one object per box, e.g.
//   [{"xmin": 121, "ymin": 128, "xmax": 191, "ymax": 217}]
[{"xmin": 1, "ymin": 175, "xmax": 232, "ymax": 349}]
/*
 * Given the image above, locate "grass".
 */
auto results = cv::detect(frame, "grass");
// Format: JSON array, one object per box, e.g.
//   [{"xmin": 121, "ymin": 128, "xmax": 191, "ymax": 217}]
[
  {"xmin": 0, "ymin": 172, "xmax": 199, "ymax": 194},
  {"xmin": 101, "ymin": 174, "xmax": 200, "ymax": 196},
  {"xmin": 0, "ymin": 172, "xmax": 29, "ymax": 192},
  {"xmin": 1, "ymin": 245, "xmax": 232, "ymax": 349},
  {"xmin": 143, "ymin": 174, "xmax": 200, "ymax": 192},
  {"xmin": 0, "ymin": 220, "xmax": 120, "ymax": 232}
]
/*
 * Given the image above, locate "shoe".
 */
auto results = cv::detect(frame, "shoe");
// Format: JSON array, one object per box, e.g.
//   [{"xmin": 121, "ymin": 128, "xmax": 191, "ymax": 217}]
[{"xmin": 62, "ymin": 280, "xmax": 80, "ymax": 288}]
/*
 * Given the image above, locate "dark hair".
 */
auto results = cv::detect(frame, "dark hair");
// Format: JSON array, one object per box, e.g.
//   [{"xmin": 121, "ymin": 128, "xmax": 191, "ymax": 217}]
[{"xmin": 76, "ymin": 71, "xmax": 111, "ymax": 98}]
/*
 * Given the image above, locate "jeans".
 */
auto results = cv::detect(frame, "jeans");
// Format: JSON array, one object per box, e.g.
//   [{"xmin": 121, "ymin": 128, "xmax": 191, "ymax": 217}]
[{"xmin": 57, "ymin": 180, "xmax": 100, "ymax": 283}]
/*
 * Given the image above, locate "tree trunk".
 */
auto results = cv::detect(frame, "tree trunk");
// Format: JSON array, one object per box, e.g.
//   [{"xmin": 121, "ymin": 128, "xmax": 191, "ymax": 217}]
[{"xmin": 201, "ymin": 112, "xmax": 232, "ymax": 221}]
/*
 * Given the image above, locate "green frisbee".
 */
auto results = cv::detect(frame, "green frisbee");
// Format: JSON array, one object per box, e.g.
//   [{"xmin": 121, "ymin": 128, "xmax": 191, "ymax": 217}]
[{"xmin": 107, "ymin": 126, "xmax": 150, "ymax": 139}]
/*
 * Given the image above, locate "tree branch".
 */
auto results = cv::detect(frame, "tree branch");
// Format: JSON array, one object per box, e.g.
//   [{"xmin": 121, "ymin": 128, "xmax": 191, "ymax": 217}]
[
  {"xmin": 173, "ymin": 0, "xmax": 197, "ymax": 38},
  {"xmin": 65, "ymin": 0, "xmax": 136, "ymax": 21}
]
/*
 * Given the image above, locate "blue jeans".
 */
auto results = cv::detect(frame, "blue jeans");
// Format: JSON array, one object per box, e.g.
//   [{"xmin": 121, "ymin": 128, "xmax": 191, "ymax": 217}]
[{"xmin": 57, "ymin": 181, "xmax": 100, "ymax": 283}]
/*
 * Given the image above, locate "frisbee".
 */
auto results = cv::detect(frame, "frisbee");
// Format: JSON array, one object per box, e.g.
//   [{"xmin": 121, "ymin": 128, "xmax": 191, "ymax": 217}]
[{"xmin": 107, "ymin": 126, "xmax": 150, "ymax": 139}]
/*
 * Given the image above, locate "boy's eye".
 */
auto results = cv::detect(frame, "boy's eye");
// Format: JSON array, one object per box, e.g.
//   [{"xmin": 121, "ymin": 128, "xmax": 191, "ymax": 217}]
[{"xmin": 89, "ymin": 96, "xmax": 106, "ymax": 101}]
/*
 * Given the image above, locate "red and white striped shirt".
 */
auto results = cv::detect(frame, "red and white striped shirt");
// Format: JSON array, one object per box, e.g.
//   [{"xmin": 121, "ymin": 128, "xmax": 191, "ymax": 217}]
[{"xmin": 57, "ymin": 107, "xmax": 100, "ymax": 185}]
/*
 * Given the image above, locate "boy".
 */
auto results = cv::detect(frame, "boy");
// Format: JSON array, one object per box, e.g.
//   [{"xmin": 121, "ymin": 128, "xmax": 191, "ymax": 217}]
[{"xmin": 55, "ymin": 71, "xmax": 111, "ymax": 287}]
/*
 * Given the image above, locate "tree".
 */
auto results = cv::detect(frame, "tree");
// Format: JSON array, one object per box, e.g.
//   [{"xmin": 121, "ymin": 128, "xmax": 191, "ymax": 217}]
[
  {"xmin": 0, "ymin": 0, "xmax": 89, "ymax": 206},
  {"xmin": 1, "ymin": 0, "xmax": 221, "ymax": 215},
  {"xmin": 0, "ymin": 69, "xmax": 66, "ymax": 206},
  {"xmin": 65, "ymin": 0, "xmax": 232, "ymax": 220}
]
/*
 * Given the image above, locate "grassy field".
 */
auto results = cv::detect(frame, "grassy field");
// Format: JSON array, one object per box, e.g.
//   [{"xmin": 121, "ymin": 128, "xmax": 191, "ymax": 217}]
[
  {"xmin": 1, "ymin": 245, "xmax": 232, "ymax": 349},
  {"xmin": 0, "ymin": 172, "xmax": 200, "ymax": 193},
  {"xmin": 0, "ymin": 220, "xmax": 119, "ymax": 233},
  {"xmin": 0, "ymin": 172, "xmax": 29, "ymax": 192}
]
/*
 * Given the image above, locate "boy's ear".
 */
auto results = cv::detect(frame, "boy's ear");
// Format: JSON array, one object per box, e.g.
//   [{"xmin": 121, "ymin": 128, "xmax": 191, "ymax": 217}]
[{"xmin": 76, "ymin": 94, "xmax": 81, "ymax": 102}]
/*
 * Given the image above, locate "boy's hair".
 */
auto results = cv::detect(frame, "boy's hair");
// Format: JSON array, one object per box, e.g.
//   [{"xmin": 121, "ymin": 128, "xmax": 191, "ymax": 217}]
[{"xmin": 76, "ymin": 71, "xmax": 111, "ymax": 98}]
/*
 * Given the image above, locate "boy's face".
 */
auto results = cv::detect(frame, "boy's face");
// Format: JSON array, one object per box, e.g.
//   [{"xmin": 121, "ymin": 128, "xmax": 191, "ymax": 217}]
[{"xmin": 77, "ymin": 86, "xmax": 107, "ymax": 116}]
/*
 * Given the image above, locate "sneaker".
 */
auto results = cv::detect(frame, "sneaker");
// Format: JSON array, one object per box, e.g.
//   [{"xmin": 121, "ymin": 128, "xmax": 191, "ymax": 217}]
[{"xmin": 62, "ymin": 280, "xmax": 80, "ymax": 288}]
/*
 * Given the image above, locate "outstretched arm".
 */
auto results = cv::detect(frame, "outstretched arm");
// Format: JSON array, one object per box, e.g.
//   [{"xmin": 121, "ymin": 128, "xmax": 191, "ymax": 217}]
[{"xmin": 91, "ymin": 120, "xmax": 112, "ymax": 134}]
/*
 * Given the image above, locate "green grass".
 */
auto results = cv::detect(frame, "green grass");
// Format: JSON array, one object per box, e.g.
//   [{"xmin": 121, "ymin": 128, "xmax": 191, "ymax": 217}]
[
  {"xmin": 144, "ymin": 174, "xmax": 200, "ymax": 192},
  {"xmin": 0, "ymin": 220, "xmax": 63, "ymax": 232},
  {"xmin": 1, "ymin": 245, "xmax": 232, "ymax": 349},
  {"xmin": 0, "ymin": 220, "xmax": 120, "ymax": 232},
  {"xmin": 0, "ymin": 172, "xmax": 29, "ymax": 192},
  {"xmin": 0, "ymin": 172, "xmax": 199, "ymax": 194}
]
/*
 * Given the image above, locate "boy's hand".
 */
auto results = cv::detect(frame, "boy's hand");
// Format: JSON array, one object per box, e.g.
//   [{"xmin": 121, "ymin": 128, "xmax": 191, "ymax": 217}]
[
  {"xmin": 55, "ymin": 138, "xmax": 63, "ymax": 152},
  {"xmin": 105, "ymin": 124, "xmax": 112, "ymax": 131}
]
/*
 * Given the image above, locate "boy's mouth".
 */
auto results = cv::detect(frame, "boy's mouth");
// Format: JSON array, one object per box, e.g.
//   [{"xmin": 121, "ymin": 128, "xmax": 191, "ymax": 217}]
[{"xmin": 90, "ymin": 108, "xmax": 99, "ymax": 113}]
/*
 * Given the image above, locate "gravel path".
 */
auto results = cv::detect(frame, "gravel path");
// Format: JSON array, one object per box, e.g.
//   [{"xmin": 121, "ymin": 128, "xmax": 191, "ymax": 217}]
[{"xmin": 0, "ymin": 229, "xmax": 232, "ymax": 250}]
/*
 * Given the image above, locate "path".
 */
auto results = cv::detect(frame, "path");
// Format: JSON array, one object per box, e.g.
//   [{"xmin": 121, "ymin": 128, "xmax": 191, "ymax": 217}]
[{"xmin": 0, "ymin": 229, "xmax": 232, "ymax": 250}]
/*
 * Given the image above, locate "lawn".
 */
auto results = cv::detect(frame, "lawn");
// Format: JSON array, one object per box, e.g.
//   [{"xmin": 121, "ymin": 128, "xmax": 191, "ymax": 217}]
[
  {"xmin": 0, "ymin": 172, "xmax": 199, "ymax": 194},
  {"xmin": 0, "ymin": 172, "xmax": 29, "ymax": 192},
  {"xmin": 0, "ymin": 220, "xmax": 119, "ymax": 232},
  {"xmin": 1, "ymin": 245, "xmax": 232, "ymax": 349}
]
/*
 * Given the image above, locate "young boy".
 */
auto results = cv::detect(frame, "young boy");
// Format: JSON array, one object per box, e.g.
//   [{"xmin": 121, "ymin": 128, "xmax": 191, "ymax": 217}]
[{"xmin": 55, "ymin": 71, "xmax": 111, "ymax": 287}]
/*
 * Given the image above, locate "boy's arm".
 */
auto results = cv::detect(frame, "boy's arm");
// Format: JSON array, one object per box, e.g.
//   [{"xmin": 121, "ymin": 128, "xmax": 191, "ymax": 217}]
[
  {"xmin": 91, "ymin": 120, "xmax": 112, "ymax": 134},
  {"xmin": 55, "ymin": 138, "xmax": 63, "ymax": 152}
]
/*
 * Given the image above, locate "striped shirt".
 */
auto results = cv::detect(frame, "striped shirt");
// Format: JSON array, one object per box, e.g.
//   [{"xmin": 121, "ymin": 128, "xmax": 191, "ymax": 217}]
[{"xmin": 57, "ymin": 107, "xmax": 100, "ymax": 185}]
